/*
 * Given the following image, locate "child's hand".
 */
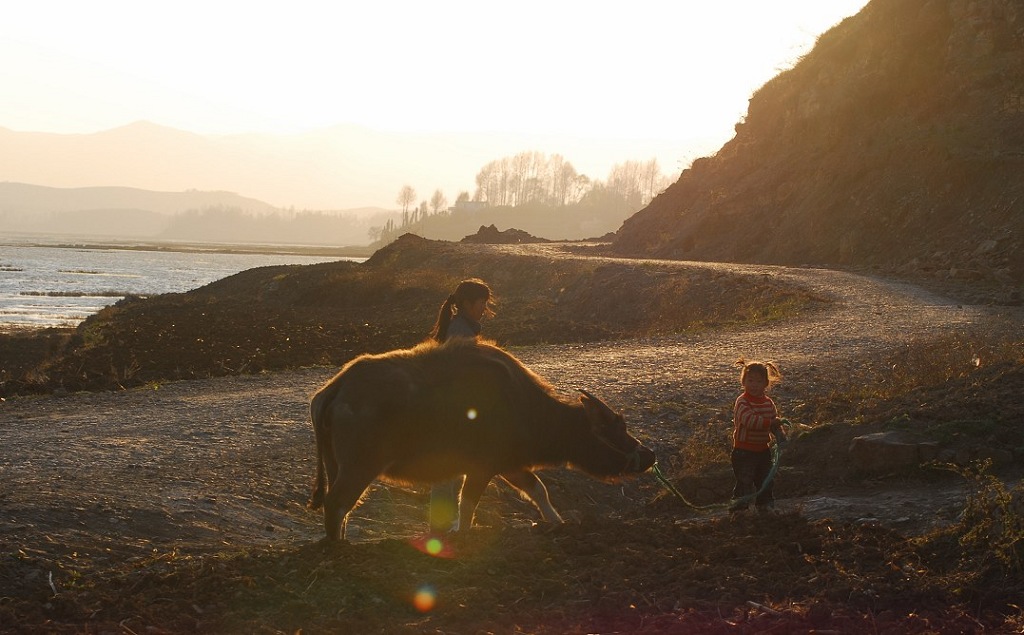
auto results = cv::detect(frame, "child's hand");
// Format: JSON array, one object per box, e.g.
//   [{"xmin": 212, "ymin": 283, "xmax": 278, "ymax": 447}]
[{"xmin": 772, "ymin": 423, "xmax": 788, "ymax": 445}]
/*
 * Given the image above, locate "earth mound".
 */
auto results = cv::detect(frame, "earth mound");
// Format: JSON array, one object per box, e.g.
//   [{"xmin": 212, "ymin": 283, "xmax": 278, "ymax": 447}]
[
  {"xmin": 459, "ymin": 223, "xmax": 549, "ymax": 244},
  {"xmin": 0, "ymin": 234, "xmax": 826, "ymax": 397}
]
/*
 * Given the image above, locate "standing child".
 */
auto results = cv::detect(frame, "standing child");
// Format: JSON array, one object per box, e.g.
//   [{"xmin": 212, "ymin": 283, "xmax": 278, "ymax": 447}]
[
  {"xmin": 730, "ymin": 359, "xmax": 787, "ymax": 513},
  {"xmin": 428, "ymin": 278, "xmax": 495, "ymax": 533}
]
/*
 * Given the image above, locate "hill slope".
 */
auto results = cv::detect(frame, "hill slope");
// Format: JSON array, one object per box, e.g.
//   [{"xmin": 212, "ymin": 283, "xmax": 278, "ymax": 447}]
[
  {"xmin": 0, "ymin": 182, "xmax": 395, "ymax": 245},
  {"xmin": 613, "ymin": 0, "xmax": 1023, "ymax": 301},
  {"xmin": 0, "ymin": 182, "xmax": 277, "ymax": 215}
]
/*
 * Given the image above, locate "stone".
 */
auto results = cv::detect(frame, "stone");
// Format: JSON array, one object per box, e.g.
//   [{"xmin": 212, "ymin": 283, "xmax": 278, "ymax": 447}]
[{"xmin": 849, "ymin": 431, "xmax": 925, "ymax": 473}]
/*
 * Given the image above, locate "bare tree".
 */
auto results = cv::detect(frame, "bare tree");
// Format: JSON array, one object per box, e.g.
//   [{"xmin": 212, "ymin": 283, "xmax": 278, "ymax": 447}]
[
  {"xmin": 550, "ymin": 154, "xmax": 581, "ymax": 206},
  {"xmin": 374, "ymin": 217, "xmax": 398, "ymax": 244},
  {"xmin": 469, "ymin": 150, "xmax": 670, "ymax": 211},
  {"xmin": 607, "ymin": 161, "xmax": 645, "ymax": 208},
  {"xmin": 510, "ymin": 151, "xmax": 548, "ymax": 205},
  {"xmin": 476, "ymin": 159, "xmax": 512, "ymax": 206},
  {"xmin": 396, "ymin": 185, "xmax": 416, "ymax": 217},
  {"xmin": 429, "ymin": 189, "xmax": 448, "ymax": 215},
  {"xmin": 640, "ymin": 158, "xmax": 667, "ymax": 203}
]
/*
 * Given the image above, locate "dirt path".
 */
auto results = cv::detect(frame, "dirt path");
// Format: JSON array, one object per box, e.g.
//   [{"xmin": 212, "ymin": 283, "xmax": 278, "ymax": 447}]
[
  {"xmin": 497, "ymin": 245, "xmax": 995, "ymax": 438},
  {"xmin": 0, "ymin": 247, "xmax": 1015, "ymax": 572}
]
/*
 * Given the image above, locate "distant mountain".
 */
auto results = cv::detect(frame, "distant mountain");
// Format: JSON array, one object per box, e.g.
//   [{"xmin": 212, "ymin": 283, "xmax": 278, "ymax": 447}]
[
  {"xmin": 0, "ymin": 121, "xmax": 698, "ymax": 210},
  {"xmin": 613, "ymin": 0, "xmax": 1023, "ymax": 298},
  {"xmin": 0, "ymin": 122, "xmax": 407, "ymax": 210},
  {"xmin": 0, "ymin": 182, "xmax": 278, "ymax": 215},
  {"xmin": 0, "ymin": 182, "xmax": 391, "ymax": 245}
]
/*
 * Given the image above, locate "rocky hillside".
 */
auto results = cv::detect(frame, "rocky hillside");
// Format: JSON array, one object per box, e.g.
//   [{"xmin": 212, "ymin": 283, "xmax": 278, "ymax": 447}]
[{"xmin": 613, "ymin": 0, "xmax": 1023, "ymax": 302}]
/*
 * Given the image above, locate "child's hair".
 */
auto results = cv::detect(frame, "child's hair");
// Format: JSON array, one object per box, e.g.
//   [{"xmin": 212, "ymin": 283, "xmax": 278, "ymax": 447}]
[
  {"xmin": 430, "ymin": 278, "xmax": 495, "ymax": 342},
  {"xmin": 736, "ymin": 358, "xmax": 782, "ymax": 385}
]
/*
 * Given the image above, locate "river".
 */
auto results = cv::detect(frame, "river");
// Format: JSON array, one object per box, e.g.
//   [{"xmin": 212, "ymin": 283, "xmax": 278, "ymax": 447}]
[{"xmin": 0, "ymin": 234, "xmax": 363, "ymax": 329}]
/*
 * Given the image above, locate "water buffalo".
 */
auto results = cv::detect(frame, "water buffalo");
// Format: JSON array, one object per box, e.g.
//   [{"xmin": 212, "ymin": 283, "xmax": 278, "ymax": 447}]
[{"xmin": 307, "ymin": 338, "xmax": 656, "ymax": 541}]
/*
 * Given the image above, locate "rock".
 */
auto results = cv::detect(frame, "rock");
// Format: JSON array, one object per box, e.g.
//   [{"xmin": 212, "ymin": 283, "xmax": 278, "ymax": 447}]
[
  {"xmin": 848, "ymin": 431, "xmax": 927, "ymax": 473},
  {"xmin": 850, "ymin": 433, "xmax": 1014, "ymax": 472},
  {"xmin": 974, "ymin": 239, "xmax": 998, "ymax": 256},
  {"xmin": 460, "ymin": 224, "xmax": 549, "ymax": 244}
]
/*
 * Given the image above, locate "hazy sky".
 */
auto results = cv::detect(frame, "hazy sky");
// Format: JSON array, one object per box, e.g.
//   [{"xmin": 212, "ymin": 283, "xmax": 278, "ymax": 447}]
[
  {"xmin": 3, "ymin": 1, "xmax": 870, "ymax": 208},
  {"xmin": 5, "ymin": 2, "xmax": 869, "ymax": 136}
]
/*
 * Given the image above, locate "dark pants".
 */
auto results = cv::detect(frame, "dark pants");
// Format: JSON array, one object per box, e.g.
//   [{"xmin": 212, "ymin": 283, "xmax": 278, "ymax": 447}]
[{"xmin": 731, "ymin": 448, "xmax": 774, "ymax": 508}]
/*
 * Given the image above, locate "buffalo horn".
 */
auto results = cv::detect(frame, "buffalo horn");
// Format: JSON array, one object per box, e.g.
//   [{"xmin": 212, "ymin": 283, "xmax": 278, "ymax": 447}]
[{"xmin": 577, "ymin": 388, "xmax": 614, "ymax": 417}]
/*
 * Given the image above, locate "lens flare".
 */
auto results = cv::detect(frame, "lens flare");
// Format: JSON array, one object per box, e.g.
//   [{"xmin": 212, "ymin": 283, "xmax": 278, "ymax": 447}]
[
  {"xmin": 425, "ymin": 537, "xmax": 444, "ymax": 555},
  {"xmin": 466, "ymin": 408, "xmax": 478, "ymax": 420},
  {"xmin": 414, "ymin": 585, "xmax": 437, "ymax": 612},
  {"xmin": 409, "ymin": 534, "xmax": 456, "ymax": 558}
]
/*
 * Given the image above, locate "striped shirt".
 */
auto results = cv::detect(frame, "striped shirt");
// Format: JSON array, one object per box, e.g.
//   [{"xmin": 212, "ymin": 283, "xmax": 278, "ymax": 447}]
[{"xmin": 733, "ymin": 392, "xmax": 780, "ymax": 452}]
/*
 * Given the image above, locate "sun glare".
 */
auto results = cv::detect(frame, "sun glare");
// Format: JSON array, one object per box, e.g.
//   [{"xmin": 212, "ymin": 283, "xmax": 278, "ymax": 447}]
[{"xmin": 6, "ymin": 1, "xmax": 869, "ymax": 139}]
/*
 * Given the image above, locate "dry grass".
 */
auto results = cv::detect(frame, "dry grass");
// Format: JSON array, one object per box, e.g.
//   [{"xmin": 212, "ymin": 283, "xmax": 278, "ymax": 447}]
[
  {"xmin": 803, "ymin": 331, "xmax": 1024, "ymax": 426},
  {"xmin": 924, "ymin": 461, "xmax": 1024, "ymax": 574}
]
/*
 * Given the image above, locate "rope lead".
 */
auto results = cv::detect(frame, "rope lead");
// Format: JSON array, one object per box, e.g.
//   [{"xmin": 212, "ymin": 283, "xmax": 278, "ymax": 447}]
[{"xmin": 651, "ymin": 443, "xmax": 784, "ymax": 513}]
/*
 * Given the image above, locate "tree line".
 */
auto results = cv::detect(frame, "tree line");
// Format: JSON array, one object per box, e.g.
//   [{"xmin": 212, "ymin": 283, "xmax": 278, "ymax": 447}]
[{"xmin": 372, "ymin": 152, "xmax": 674, "ymax": 244}]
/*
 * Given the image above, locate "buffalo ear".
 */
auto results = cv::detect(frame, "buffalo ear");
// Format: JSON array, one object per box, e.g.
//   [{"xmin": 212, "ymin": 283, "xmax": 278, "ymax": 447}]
[{"xmin": 578, "ymin": 388, "xmax": 614, "ymax": 419}]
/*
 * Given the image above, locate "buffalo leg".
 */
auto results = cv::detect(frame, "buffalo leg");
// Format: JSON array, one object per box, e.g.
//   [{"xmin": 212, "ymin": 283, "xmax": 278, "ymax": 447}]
[
  {"xmin": 322, "ymin": 449, "xmax": 383, "ymax": 541},
  {"xmin": 322, "ymin": 475, "xmax": 372, "ymax": 541},
  {"xmin": 500, "ymin": 470, "xmax": 564, "ymax": 524},
  {"xmin": 456, "ymin": 473, "xmax": 494, "ymax": 532}
]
